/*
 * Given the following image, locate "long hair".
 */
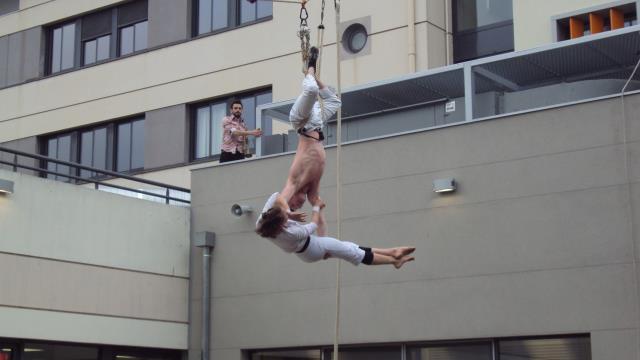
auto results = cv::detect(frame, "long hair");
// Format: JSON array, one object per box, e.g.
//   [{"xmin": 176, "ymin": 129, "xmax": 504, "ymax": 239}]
[{"xmin": 255, "ymin": 207, "xmax": 287, "ymax": 238}]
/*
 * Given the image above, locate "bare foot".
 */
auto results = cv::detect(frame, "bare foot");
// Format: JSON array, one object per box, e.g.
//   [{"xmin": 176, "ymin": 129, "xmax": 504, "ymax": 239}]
[
  {"xmin": 392, "ymin": 247, "xmax": 416, "ymax": 259},
  {"xmin": 394, "ymin": 256, "xmax": 415, "ymax": 269}
]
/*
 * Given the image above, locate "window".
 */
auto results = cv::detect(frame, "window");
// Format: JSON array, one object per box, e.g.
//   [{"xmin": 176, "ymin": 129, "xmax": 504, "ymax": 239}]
[
  {"xmin": 45, "ymin": 133, "xmax": 75, "ymax": 182},
  {"xmin": 407, "ymin": 342, "xmax": 492, "ymax": 360},
  {"xmin": 47, "ymin": 0, "xmax": 148, "ymax": 74},
  {"xmin": 192, "ymin": 88, "xmax": 271, "ymax": 161},
  {"xmin": 117, "ymin": 118, "xmax": 145, "ymax": 172},
  {"xmin": 120, "ymin": 21, "xmax": 148, "ymax": 56},
  {"xmin": 342, "ymin": 23, "xmax": 368, "ymax": 54},
  {"xmin": 251, "ymin": 349, "xmax": 321, "ymax": 360},
  {"xmin": 42, "ymin": 117, "xmax": 144, "ymax": 180},
  {"xmin": 83, "ymin": 35, "xmax": 111, "ymax": 65},
  {"xmin": 240, "ymin": 0, "xmax": 272, "ymax": 25},
  {"xmin": 80, "ymin": 127, "xmax": 109, "ymax": 178},
  {"xmin": 195, "ymin": 0, "xmax": 272, "ymax": 36},
  {"xmin": 50, "ymin": 23, "xmax": 77, "ymax": 73},
  {"xmin": 0, "ymin": 339, "xmax": 182, "ymax": 360},
  {"xmin": 23, "ymin": 343, "xmax": 98, "ymax": 360},
  {"xmin": 498, "ymin": 336, "xmax": 591, "ymax": 360},
  {"xmin": 0, "ymin": 343, "xmax": 17, "ymax": 360},
  {"xmin": 452, "ymin": 0, "xmax": 514, "ymax": 63},
  {"xmin": 250, "ymin": 335, "xmax": 591, "ymax": 360},
  {"xmin": 556, "ymin": 3, "xmax": 637, "ymax": 41}
]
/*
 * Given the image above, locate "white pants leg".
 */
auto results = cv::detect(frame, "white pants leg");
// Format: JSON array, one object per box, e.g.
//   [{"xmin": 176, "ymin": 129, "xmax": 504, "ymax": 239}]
[
  {"xmin": 305, "ymin": 87, "xmax": 342, "ymax": 131},
  {"xmin": 296, "ymin": 235, "xmax": 365, "ymax": 266},
  {"xmin": 289, "ymin": 74, "xmax": 319, "ymax": 131}
]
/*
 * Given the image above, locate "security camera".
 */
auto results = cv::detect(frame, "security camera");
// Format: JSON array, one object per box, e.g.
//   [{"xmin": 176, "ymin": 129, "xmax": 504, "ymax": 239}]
[{"xmin": 231, "ymin": 204, "xmax": 253, "ymax": 217}]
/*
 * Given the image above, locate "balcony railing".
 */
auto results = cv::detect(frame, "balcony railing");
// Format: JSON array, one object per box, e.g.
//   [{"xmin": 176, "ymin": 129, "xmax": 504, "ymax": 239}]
[{"xmin": 0, "ymin": 146, "xmax": 190, "ymax": 205}]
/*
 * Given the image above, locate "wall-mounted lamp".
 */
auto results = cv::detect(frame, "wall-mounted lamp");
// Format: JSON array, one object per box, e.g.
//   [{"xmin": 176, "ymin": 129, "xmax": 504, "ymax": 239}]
[
  {"xmin": 0, "ymin": 179, "xmax": 14, "ymax": 194},
  {"xmin": 433, "ymin": 178, "xmax": 456, "ymax": 194},
  {"xmin": 231, "ymin": 204, "xmax": 253, "ymax": 217}
]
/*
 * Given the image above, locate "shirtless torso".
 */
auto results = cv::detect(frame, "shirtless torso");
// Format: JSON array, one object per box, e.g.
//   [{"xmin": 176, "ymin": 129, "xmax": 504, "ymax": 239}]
[{"xmin": 280, "ymin": 132, "xmax": 325, "ymax": 209}]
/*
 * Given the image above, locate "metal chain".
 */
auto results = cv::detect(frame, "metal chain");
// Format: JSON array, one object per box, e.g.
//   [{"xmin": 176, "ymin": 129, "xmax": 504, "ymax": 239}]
[{"xmin": 298, "ymin": 0, "xmax": 310, "ymax": 71}]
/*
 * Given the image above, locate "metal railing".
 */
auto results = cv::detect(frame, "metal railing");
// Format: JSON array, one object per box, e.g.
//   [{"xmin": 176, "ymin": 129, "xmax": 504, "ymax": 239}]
[{"xmin": 0, "ymin": 146, "xmax": 190, "ymax": 205}]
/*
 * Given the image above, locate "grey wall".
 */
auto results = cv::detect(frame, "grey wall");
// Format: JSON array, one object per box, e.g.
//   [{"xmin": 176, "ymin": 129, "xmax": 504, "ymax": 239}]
[
  {"xmin": 0, "ymin": 0, "xmax": 18, "ymax": 16},
  {"xmin": 189, "ymin": 93, "xmax": 640, "ymax": 360},
  {"xmin": 148, "ymin": 0, "xmax": 190, "ymax": 48},
  {"xmin": 145, "ymin": 104, "xmax": 189, "ymax": 169},
  {"xmin": 0, "ymin": 136, "xmax": 38, "ymax": 175},
  {"xmin": 0, "ymin": 27, "xmax": 43, "ymax": 88}
]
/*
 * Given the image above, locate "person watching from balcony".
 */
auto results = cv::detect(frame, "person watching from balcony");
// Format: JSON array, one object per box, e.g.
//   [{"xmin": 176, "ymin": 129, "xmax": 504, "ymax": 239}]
[{"xmin": 220, "ymin": 99, "xmax": 263, "ymax": 163}]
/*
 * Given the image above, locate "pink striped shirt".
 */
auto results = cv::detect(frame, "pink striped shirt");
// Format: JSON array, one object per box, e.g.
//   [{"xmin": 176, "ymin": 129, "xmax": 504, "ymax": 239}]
[{"xmin": 221, "ymin": 116, "xmax": 247, "ymax": 154}]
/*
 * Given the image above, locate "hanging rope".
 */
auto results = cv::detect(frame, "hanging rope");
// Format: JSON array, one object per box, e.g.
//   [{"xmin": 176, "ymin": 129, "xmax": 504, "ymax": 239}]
[
  {"xmin": 315, "ymin": 0, "xmax": 326, "ymax": 76},
  {"xmin": 332, "ymin": 2, "xmax": 342, "ymax": 359}
]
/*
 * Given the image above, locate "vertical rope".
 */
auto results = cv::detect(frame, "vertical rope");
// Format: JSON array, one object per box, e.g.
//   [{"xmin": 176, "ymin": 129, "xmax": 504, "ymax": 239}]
[{"xmin": 332, "ymin": 1, "xmax": 342, "ymax": 359}]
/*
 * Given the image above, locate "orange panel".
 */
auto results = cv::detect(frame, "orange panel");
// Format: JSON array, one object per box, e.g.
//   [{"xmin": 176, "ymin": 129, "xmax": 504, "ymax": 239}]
[
  {"xmin": 589, "ymin": 13, "xmax": 604, "ymax": 34},
  {"xmin": 569, "ymin": 17, "xmax": 584, "ymax": 38},
  {"xmin": 610, "ymin": 8, "xmax": 624, "ymax": 29}
]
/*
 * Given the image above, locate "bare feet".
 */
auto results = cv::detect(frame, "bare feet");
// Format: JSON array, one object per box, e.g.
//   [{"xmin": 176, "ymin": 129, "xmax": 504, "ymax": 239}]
[
  {"xmin": 392, "ymin": 247, "xmax": 415, "ymax": 259},
  {"xmin": 394, "ymin": 256, "xmax": 415, "ymax": 269}
]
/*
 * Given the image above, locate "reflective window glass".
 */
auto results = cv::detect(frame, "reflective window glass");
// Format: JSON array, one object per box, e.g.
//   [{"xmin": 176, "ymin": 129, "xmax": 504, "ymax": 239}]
[
  {"xmin": 120, "ymin": 25, "xmax": 134, "ymax": 55},
  {"xmin": 84, "ymin": 40, "xmax": 97, "ymax": 65},
  {"xmin": 131, "ymin": 119, "xmax": 145, "ymax": 170},
  {"xmin": 498, "ymin": 337, "xmax": 591, "ymax": 360},
  {"xmin": 210, "ymin": 102, "xmax": 226, "ymax": 156},
  {"xmin": 97, "ymin": 35, "xmax": 110, "ymax": 61},
  {"xmin": 23, "ymin": 343, "xmax": 98, "ymax": 360},
  {"xmin": 196, "ymin": 106, "xmax": 211, "ymax": 159},
  {"xmin": 407, "ymin": 343, "xmax": 492, "ymax": 360},
  {"xmin": 455, "ymin": 0, "xmax": 513, "ymax": 31},
  {"xmin": 61, "ymin": 23, "xmax": 76, "ymax": 70},
  {"xmin": 117, "ymin": 122, "xmax": 131, "ymax": 172},
  {"xmin": 134, "ymin": 21, "xmax": 148, "ymax": 51},
  {"xmin": 240, "ymin": 0, "xmax": 257, "ymax": 24}
]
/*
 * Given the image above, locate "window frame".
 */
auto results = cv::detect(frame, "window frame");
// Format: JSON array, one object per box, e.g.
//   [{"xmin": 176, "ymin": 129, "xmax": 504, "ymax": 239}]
[
  {"xmin": 40, "ymin": 116, "xmax": 145, "ymax": 181},
  {"xmin": 115, "ymin": 117, "xmax": 146, "ymax": 173},
  {"xmin": 118, "ymin": 20, "xmax": 149, "ymax": 57},
  {"xmin": 189, "ymin": 87, "xmax": 272, "ymax": 163},
  {"xmin": 0, "ymin": 338, "xmax": 183, "ymax": 360},
  {"xmin": 248, "ymin": 334, "xmax": 592, "ymax": 360},
  {"xmin": 47, "ymin": 19, "xmax": 81, "ymax": 75},
  {"xmin": 191, "ymin": 0, "xmax": 273, "ymax": 38},
  {"xmin": 451, "ymin": 0, "xmax": 514, "ymax": 63},
  {"xmin": 45, "ymin": 1, "xmax": 148, "ymax": 75}
]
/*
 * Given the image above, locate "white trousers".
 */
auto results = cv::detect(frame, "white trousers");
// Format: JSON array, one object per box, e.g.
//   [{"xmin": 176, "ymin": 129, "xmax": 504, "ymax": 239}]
[
  {"xmin": 289, "ymin": 74, "xmax": 342, "ymax": 132},
  {"xmin": 296, "ymin": 235, "xmax": 366, "ymax": 266}
]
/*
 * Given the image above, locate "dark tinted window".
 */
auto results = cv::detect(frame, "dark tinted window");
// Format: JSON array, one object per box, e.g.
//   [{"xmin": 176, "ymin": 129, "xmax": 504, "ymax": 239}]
[
  {"xmin": 117, "ymin": 118, "xmax": 145, "ymax": 172},
  {"xmin": 23, "ymin": 343, "xmax": 98, "ymax": 360},
  {"xmin": 51, "ymin": 23, "xmax": 76, "ymax": 73},
  {"xmin": 196, "ymin": 0, "xmax": 271, "ymax": 35}
]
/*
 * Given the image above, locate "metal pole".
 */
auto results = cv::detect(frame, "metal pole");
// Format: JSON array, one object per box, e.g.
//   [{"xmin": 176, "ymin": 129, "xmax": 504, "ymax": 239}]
[
  {"xmin": 202, "ymin": 246, "xmax": 212, "ymax": 360},
  {"xmin": 194, "ymin": 232, "xmax": 215, "ymax": 360}
]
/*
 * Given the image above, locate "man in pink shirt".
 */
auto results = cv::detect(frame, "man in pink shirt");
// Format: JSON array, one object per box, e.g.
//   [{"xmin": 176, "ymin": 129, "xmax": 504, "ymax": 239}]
[{"xmin": 220, "ymin": 100, "xmax": 263, "ymax": 163}]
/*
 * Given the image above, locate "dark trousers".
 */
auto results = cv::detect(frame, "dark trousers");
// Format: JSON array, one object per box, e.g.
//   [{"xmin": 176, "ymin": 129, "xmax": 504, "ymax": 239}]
[{"xmin": 219, "ymin": 150, "xmax": 246, "ymax": 163}]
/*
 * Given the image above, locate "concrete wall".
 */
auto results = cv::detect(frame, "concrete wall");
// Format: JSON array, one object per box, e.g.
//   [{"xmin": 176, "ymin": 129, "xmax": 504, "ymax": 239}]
[
  {"xmin": 513, "ymin": 0, "xmax": 640, "ymax": 50},
  {"xmin": 189, "ymin": 94, "xmax": 640, "ymax": 359},
  {"xmin": 0, "ymin": 169, "xmax": 190, "ymax": 349}
]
